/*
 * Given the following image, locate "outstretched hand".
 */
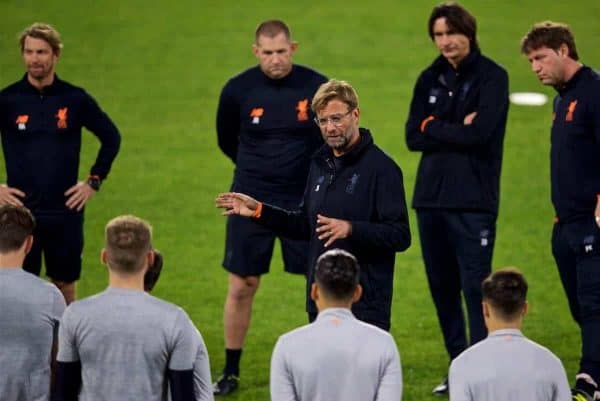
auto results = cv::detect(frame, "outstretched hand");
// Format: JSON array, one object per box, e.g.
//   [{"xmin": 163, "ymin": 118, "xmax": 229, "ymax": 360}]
[{"xmin": 216, "ymin": 192, "xmax": 259, "ymax": 217}]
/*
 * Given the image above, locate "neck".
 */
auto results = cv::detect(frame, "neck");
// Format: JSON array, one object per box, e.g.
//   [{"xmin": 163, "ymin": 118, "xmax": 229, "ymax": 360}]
[
  {"xmin": 0, "ymin": 252, "xmax": 25, "ymax": 269},
  {"xmin": 317, "ymin": 298, "xmax": 353, "ymax": 312},
  {"xmin": 486, "ymin": 319, "xmax": 522, "ymax": 333},
  {"xmin": 27, "ymin": 73, "xmax": 55, "ymax": 91},
  {"xmin": 562, "ymin": 60, "xmax": 584, "ymax": 84},
  {"xmin": 108, "ymin": 269, "xmax": 145, "ymax": 291}
]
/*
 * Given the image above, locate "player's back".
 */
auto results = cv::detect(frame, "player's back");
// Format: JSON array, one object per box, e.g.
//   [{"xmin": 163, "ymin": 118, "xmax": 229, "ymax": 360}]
[
  {"xmin": 449, "ymin": 329, "xmax": 570, "ymax": 401},
  {"xmin": 0, "ymin": 268, "xmax": 65, "ymax": 401},
  {"xmin": 271, "ymin": 308, "xmax": 402, "ymax": 401},
  {"xmin": 58, "ymin": 287, "xmax": 196, "ymax": 401}
]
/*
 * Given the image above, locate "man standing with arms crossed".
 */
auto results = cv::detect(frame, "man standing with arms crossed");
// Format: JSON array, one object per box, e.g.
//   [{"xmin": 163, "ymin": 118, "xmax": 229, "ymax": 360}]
[
  {"xmin": 0, "ymin": 205, "xmax": 66, "ymax": 400},
  {"xmin": 522, "ymin": 21, "xmax": 600, "ymax": 401},
  {"xmin": 405, "ymin": 3, "xmax": 509, "ymax": 394},
  {"xmin": 0, "ymin": 23, "xmax": 121, "ymax": 304},
  {"xmin": 214, "ymin": 19, "xmax": 327, "ymax": 395}
]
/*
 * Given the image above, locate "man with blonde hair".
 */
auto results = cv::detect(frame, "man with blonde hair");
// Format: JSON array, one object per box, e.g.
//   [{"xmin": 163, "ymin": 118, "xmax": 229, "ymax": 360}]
[
  {"xmin": 55, "ymin": 215, "xmax": 199, "ymax": 401},
  {"xmin": 0, "ymin": 204, "xmax": 66, "ymax": 401},
  {"xmin": 217, "ymin": 78, "xmax": 411, "ymax": 334},
  {"xmin": 0, "ymin": 22, "xmax": 121, "ymax": 304}
]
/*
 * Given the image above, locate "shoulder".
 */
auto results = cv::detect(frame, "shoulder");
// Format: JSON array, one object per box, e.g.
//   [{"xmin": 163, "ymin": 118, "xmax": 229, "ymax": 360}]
[
  {"xmin": 0, "ymin": 79, "xmax": 25, "ymax": 95},
  {"xmin": 366, "ymin": 143, "xmax": 403, "ymax": 174},
  {"xmin": 292, "ymin": 64, "xmax": 328, "ymax": 82},
  {"xmin": 477, "ymin": 53, "xmax": 508, "ymax": 77},
  {"xmin": 225, "ymin": 66, "xmax": 262, "ymax": 88}
]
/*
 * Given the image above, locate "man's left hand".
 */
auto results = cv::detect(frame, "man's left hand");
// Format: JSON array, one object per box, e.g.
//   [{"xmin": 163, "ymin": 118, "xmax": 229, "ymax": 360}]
[
  {"xmin": 316, "ymin": 214, "xmax": 352, "ymax": 248},
  {"xmin": 65, "ymin": 181, "xmax": 97, "ymax": 211}
]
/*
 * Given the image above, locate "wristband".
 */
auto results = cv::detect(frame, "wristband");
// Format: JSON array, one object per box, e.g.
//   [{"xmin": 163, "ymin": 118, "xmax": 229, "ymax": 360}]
[{"xmin": 252, "ymin": 202, "xmax": 263, "ymax": 219}]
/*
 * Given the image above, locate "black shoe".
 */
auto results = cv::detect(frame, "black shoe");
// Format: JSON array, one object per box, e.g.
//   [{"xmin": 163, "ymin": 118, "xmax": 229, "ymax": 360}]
[
  {"xmin": 432, "ymin": 377, "xmax": 449, "ymax": 395},
  {"xmin": 572, "ymin": 388, "xmax": 594, "ymax": 401},
  {"xmin": 213, "ymin": 374, "xmax": 239, "ymax": 396}
]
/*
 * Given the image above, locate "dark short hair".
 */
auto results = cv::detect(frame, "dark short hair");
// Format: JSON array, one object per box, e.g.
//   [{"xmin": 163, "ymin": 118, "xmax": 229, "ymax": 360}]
[
  {"xmin": 521, "ymin": 21, "xmax": 579, "ymax": 61},
  {"xmin": 314, "ymin": 249, "xmax": 360, "ymax": 301},
  {"xmin": 255, "ymin": 19, "xmax": 291, "ymax": 44},
  {"xmin": 428, "ymin": 2, "xmax": 479, "ymax": 51},
  {"xmin": 0, "ymin": 205, "xmax": 35, "ymax": 253},
  {"xmin": 144, "ymin": 249, "xmax": 163, "ymax": 292},
  {"xmin": 482, "ymin": 267, "xmax": 528, "ymax": 320}
]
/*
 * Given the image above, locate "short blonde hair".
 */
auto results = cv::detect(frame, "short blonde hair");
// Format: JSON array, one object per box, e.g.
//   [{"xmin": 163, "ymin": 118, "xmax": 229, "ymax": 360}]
[
  {"xmin": 105, "ymin": 215, "xmax": 152, "ymax": 274},
  {"xmin": 19, "ymin": 22, "xmax": 63, "ymax": 56},
  {"xmin": 311, "ymin": 79, "xmax": 359, "ymax": 114}
]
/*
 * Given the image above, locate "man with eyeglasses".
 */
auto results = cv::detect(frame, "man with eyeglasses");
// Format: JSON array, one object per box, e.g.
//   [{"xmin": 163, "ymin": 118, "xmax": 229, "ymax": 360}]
[
  {"xmin": 214, "ymin": 19, "xmax": 327, "ymax": 395},
  {"xmin": 405, "ymin": 3, "xmax": 508, "ymax": 395},
  {"xmin": 217, "ymin": 79, "xmax": 411, "ymax": 333}
]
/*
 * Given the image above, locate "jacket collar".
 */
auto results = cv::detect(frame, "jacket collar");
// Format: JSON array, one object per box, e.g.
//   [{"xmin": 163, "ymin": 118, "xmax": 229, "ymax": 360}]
[
  {"xmin": 315, "ymin": 127, "xmax": 373, "ymax": 165},
  {"xmin": 20, "ymin": 73, "xmax": 62, "ymax": 94},
  {"xmin": 556, "ymin": 65, "xmax": 589, "ymax": 95},
  {"xmin": 431, "ymin": 49, "xmax": 481, "ymax": 75}
]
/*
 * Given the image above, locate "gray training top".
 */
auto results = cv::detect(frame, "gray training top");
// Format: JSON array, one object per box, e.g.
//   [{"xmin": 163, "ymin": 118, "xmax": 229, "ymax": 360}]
[
  {"xmin": 57, "ymin": 287, "xmax": 198, "ymax": 401},
  {"xmin": 0, "ymin": 268, "xmax": 66, "ymax": 401},
  {"xmin": 270, "ymin": 308, "xmax": 402, "ymax": 401},
  {"xmin": 449, "ymin": 329, "xmax": 571, "ymax": 401}
]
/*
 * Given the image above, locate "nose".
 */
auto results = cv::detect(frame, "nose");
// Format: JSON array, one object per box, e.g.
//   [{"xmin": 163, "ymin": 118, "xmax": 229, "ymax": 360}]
[{"xmin": 531, "ymin": 60, "xmax": 541, "ymax": 73}]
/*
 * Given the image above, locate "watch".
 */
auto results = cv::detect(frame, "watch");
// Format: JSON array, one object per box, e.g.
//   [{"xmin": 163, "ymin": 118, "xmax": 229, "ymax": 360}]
[{"xmin": 86, "ymin": 175, "xmax": 102, "ymax": 191}]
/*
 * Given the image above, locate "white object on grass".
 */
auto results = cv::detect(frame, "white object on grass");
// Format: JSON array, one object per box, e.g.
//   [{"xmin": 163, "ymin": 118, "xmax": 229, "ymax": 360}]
[{"xmin": 509, "ymin": 92, "xmax": 548, "ymax": 106}]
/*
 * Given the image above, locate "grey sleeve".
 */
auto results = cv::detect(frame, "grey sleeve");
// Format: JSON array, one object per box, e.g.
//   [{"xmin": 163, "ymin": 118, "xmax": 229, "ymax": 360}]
[
  {"xmin": 375, "ymin": 337, "xmax": 403, "ymax": 401},
  {"xmin": 551, "ymin": 357, "xmax": 571, "ymax": 401},
  {"xmin": 168, "ymin": 310, "xmax": 198, "ymax": 371},
  {"xmin": 56, "ymin": 307, "xmax": 79, "ymax": 363},
  {"xmin": 52, "ymin": 286, "xmax": 67, "ymax": 322},
  {"xmin": 270, "ymin": 337, "xmax": 298, "ymax": 401},
  {"xmin": 193, "ymin": 328, "xmax": 214, "ymax": 401},
  {"xmin": 449, "ymin": 358, "xmax": 472, "ymax": 401}
]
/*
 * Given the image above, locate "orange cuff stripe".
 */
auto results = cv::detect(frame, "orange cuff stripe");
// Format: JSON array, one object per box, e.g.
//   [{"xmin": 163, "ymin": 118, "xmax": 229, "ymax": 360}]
[
  {"xmin": 420, "ymin": 115, "xmax": 435, "ymax": 133},
  {"xmin": 252, "ymin": 202, "xmax": 263, "ymax": 219}
]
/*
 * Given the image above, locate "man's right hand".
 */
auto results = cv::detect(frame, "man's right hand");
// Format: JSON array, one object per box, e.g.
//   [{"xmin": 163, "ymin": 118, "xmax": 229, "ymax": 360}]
[
  {"xmin": 0, "ymin": 184, "xmax": 25, "ymax": 206},
  {"xmin": 216, "ymin": 192, "xmax": 259, "ymax": 217}
]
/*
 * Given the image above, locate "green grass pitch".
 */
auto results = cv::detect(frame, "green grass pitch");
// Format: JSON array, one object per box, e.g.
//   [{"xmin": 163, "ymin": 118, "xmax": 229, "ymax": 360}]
[{"xmin": 2, "ymin": 1, "xmax": 600, "ymax": 399}]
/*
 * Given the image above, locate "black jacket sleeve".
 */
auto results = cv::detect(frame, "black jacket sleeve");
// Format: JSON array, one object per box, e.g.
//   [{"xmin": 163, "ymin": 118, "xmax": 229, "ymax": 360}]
[
  {"xmin": 216, "ymin": 81, "xmax": 240, "ymax": 163},
  {"xmin": 423, "ymin": 69, "xmax": 509, "ymax": 146},
  {"xmin": 405, "ymin": 72, "xmax": 449, "ymax": 152},
  {"xmin": 349, "ymin": 165, "xmax": 411, "ymax": 253},
  {"xmin": 257, "ymin": 202, "xmax": 312, "ymax": 241},
  {"xmin": 82, "ymin": 92, "xmax": 121, "ymax": 180},
  {"xmin": 52, "ymin": 361, "xmax": 81, "ymax": 401}
]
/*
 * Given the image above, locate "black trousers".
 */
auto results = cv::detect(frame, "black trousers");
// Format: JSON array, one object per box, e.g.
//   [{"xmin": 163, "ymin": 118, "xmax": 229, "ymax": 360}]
[
  {"xmin": 553, "ymin": 217, "xmax": 600, "ymax": 382},
  {"xmin": 417, "ymin": 209, "xmax": 496, "ymax": 360}
]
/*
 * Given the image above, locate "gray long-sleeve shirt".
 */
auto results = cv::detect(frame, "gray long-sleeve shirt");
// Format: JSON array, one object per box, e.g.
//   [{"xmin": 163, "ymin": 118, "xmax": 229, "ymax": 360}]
[
  {"xmin": 270, "ymin": 308, "xmax": 402, "ymax": 401},
  {"xmin": 449, "ymin": 329, "xmax": 570, "ymax": 401},
  {"xmin": 0, "ymin": 268, "xmax": 66, "ymax": 401}
]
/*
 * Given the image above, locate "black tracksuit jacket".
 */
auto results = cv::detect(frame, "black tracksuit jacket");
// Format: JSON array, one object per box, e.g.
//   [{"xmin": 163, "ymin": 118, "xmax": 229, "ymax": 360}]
[
  {"xmin": 258, "ymin": 128, "xmax": 411, "ymax": 327},
  {"xmin": 405, "ymin": 50, "xmax": 508, "ymax": 215},
  {"xmin": 550, "ymin": 66, "xmax": 600, "ymax": 222},
  {"xmin": 0, "ymin": 75, "xmax": 121, "ymax": 215}
]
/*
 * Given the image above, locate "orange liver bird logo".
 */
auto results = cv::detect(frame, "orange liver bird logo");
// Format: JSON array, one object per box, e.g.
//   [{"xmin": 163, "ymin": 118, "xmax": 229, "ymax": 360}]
[
  {"xmin": 296, "ymin": 99, "xmax": 309, "ymax": 121},
  {"xmin": 565, "ymin": 100, "xmax": 577, "ymax": 122},
  {"xmin": 56, "ymin": 107, "xmax": 68, "ymax": 129}
]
